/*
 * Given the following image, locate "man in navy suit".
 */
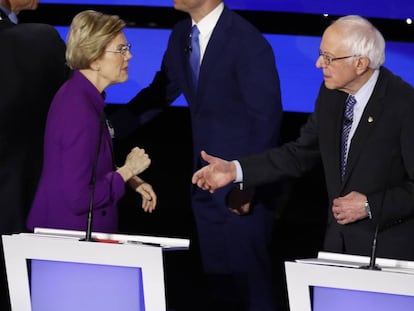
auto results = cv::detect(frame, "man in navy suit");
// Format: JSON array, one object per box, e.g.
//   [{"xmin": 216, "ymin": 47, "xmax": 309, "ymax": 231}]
[
  {"xmin": 192, "ymin": 15, "xmax": 414, "ymax": 262},
  {"xmin": 0, "ymin": 1, "xmax": 68, "ymax": 309},
  {"xmin": 111, "ymin": 1, "xmax": 283, "ymax": 310}
]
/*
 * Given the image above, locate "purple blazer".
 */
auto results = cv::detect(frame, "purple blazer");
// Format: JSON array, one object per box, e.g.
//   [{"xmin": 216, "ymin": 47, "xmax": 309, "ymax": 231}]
[{"xmin": 27, "ymin": 70, "xmax": 125, "ymax": 233}]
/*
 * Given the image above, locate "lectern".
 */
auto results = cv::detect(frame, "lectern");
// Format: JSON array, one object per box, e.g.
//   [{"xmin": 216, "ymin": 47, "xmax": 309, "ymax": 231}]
[
  {"xmin": 285, "ymin": 252, "xmax": 414, "ymax": 311},
  {"xmin": 2, "ymin": 228, "xmax": 189, "ymax": 311}
]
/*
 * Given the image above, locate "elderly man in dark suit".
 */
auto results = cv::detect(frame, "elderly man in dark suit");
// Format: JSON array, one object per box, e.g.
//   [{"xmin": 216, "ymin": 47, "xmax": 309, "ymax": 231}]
[
  {"xmin": 0, "ymin": 0, "xmax": 68, "ymax": 309},
  {"xmin": 193, "ymin": 15, "xmax": 414, "ymax": 261},
  {"xmin": 111, "ymin": 0, "xmax": 283, "ymax": 310}
]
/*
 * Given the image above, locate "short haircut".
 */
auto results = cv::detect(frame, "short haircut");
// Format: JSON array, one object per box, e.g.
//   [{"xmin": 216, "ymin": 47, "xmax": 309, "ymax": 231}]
[
  {"xmin": 66, "ymin": 10, "xmax": 126, "ymax": 69},
  {"xmin": 332, "ymin": 15, "xmax": 385, "ymax": 69}
]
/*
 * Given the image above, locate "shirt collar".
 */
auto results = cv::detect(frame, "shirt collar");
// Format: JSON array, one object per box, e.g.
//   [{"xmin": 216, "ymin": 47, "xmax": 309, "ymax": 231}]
[
  {"xmin": 0, "ymin": 5, "xmax": 18, "ymax": 24},
  {"xmin": 354, "ymin": 69, "xmax": 380, "ymax": 106},
  {"xmin": 192, "ymin": 2, "xmax": 224, "ymax": 39}
]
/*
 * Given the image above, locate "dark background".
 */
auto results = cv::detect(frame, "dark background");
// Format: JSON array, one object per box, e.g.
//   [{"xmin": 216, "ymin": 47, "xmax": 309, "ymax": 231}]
[{"xmin": 19, "ymin": 3, "xmax": 413, "ymax": 310}]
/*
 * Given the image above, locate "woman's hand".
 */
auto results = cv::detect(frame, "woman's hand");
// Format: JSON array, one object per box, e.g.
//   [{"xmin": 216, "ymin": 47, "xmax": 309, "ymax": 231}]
[{"xmin": 128, "ymin": 176, "xmax": 157, "ymax": 212}]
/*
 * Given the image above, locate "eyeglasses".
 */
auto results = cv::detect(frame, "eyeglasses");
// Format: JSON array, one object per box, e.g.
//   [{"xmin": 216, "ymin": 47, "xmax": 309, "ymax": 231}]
[
  {"xmin": 105, "ymin": 43, "xmax": 132, "ymax": 56},
  {"xmin": 318, "ymin": 49, "xmax": 359, "ymax": 66}
]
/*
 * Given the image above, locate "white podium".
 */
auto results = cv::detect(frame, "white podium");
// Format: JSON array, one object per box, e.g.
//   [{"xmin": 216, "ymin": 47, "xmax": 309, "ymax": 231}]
[
  {"xmin": 2, "ymin": 228, "xmax": 189, "ymax": 311},
  {"xmin": 285, "ymin": 252, "xmax": 414, "ymax": 311}
]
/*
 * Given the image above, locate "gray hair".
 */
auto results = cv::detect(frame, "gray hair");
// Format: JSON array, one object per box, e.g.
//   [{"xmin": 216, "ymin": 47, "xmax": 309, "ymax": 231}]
[{"xmin": 332, "ymin": 15, "xmax": 385, "ymax": 69}]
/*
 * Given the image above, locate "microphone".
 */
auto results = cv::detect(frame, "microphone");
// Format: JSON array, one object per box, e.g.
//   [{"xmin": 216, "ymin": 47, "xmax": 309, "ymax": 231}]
[
  {"xmin": 360, "ymin": 223, "xmax": 381, "ymax": 270},
  {"xmin": 185, "ymin": 31, "xmax": 192, "ymax": 54},
  {"xmin": 81, "ymin": 113, "xmax": 106, "ymax": 242},
  {"xmin": 359, "ymin": 176, "xmax": 389, "ymax": 270}
]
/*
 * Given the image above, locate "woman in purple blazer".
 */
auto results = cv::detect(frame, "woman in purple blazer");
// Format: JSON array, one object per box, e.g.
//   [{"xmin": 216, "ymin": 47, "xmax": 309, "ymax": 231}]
[{"xmin": 27, "ymin": 10, "xmax": 156, "ymax": 233}]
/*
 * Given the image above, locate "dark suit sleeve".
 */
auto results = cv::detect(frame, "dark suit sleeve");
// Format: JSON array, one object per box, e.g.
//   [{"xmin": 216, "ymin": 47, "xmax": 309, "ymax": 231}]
[
  {"xmin": 233, "ymin": 33, "xmax": 282, "ymax": 155},
  {"xmin": 240, "ymin": 107, "xmax": 322, "ymax": 188},
  {"xmin": 0, "ymin": 23, "xmax": 68, "ymax": 233},
  {"xmin": 21, "ymin": 24, "xmax": 69, "ymax": 203},
  {"xmin": 107, "ymin": 68, "xmax": 169, "ymax": 139},
  {"xmin": 367, "ymin": 76, "xmax": 414, "ymax": 227},
  {"xmin": 109, "ymin": 25, "xmax": 184, "ymax": 139}
]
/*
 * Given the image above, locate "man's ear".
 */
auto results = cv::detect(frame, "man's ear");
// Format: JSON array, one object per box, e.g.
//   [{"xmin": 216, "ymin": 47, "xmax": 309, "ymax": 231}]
[{"xmin": 355, "ymin": 56, "xmax": 370, "ymax": 74}]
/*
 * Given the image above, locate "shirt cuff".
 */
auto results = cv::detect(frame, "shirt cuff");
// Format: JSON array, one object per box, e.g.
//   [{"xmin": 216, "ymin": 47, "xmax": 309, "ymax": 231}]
[
  {"xmin": 365, "ymin": 201, "xmax": 372, "ymax": 219},
  {"xmin": 232, "ymin": 160, "xmax": 244, "ymax": 191}
]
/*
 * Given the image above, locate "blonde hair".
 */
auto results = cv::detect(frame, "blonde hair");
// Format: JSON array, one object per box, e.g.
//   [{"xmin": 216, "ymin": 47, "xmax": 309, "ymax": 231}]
[{"xmin": 66, "ymin": 10, "xmax": 126, "ymax": 69}]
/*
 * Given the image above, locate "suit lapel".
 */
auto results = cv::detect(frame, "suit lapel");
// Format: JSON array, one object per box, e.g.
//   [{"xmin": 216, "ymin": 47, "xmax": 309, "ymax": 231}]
[
  {"xmin": 321, "ymin": 89, "xmax": 347, "ymax": 187},
  {"xmin": 334, "ymin": 96, "xmax": 346, "ymax": 183},
  {"xmin": 343, "ymin": 69, "xmax": 387, "ymax": 183},
  {"xmin": 196, "ymin": 8, "xmax": 231, "ymax": 101},
  {"xmin": 177, "ymin": 19, "xmax": 198, "ymax": 102}
]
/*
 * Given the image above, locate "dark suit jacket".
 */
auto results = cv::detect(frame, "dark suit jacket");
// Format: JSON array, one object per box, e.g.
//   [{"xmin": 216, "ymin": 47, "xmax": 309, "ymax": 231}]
[
  {"xmin": 119, "ymin": 6, "xmax": 283, "ymax": 216},
  {"xmin": 112, "ymin": 6, "xmax": 283, "ymax": 310},
  {"xmin": 0, "ymin": 15, "xmax": 68, "ymax": 234},
  {"xmin": 241, "ymin": 67, "xmax": 414, "ymax": 260}
]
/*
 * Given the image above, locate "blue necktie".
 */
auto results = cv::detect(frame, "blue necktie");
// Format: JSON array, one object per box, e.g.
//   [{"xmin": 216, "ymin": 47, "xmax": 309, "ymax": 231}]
[
  {"xmin": 189, "ymin": 25, "xmax": 200, "ymax": 90},
  {"xmin": 341, "ymin": 95, "xmax": 357, "ymax": 179}
]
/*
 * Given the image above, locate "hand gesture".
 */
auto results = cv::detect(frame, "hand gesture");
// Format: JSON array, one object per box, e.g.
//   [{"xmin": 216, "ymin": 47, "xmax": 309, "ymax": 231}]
[
  {"xmin": 192, "ymin": 150, "xmax": 236, "ymax": 193},
  {"xmin": 124, "ymin": 147, "xmax": 151, "ymax": 176},
  {"xmin": 227, "ymin": 187, "xmax": 254, "ymax": 215},
  {"xmin": 332, "ymin": 191, "xmax": 368, "ymax": 224},
  {"xmin": 128, "ymin": 176, "xmax": 157, "ymax": 213},
  {"xmin": 117, "ymin": 147, "xmax": 151, "ymax": 181}
]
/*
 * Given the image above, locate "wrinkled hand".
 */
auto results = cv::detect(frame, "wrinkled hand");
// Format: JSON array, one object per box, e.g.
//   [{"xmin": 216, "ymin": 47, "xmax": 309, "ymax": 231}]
[
  {"xmin": 332, "ymin": 191, "xmax": 368, "ymax": 225},
  {"xmin": 124, "ymin": 147, "xmax": 151, "ymax": 176},
  {"xmin": 192, "ymin": 150, "xmax": 236, "ymax": 193},
  {"xmin": 227, "ymin": 188, "xmax": 254, "ymax": 215},
  {"xmin": 128, "ymin": 176, "xmax": 157, "ymax": 213}
]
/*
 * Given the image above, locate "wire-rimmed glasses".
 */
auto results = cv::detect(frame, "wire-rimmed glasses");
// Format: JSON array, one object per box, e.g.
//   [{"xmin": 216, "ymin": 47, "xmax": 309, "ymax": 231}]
[
  {"xmin": 318, "ymin": 49, "xmax": 359, "ymax": 66},
  {"xmin": 106, "ymin": 43, "xmax": 132, "ymax": 56}
]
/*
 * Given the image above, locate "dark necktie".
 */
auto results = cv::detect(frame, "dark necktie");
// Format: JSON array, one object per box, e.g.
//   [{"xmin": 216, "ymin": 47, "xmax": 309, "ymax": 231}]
[
  {"xmin": 341, "ymin": 95, "xmax": 357, "ymax": 179},
  {"xmin": 189, "ymin": 25, "xmax": 200, "ymax": 90}
]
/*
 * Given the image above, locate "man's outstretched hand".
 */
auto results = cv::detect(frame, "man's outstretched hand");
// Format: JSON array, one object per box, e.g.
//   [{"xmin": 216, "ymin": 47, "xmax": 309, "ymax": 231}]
[{"xmin": 192, "ymin": 150, "xmax": 237, "ymax": 193}]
